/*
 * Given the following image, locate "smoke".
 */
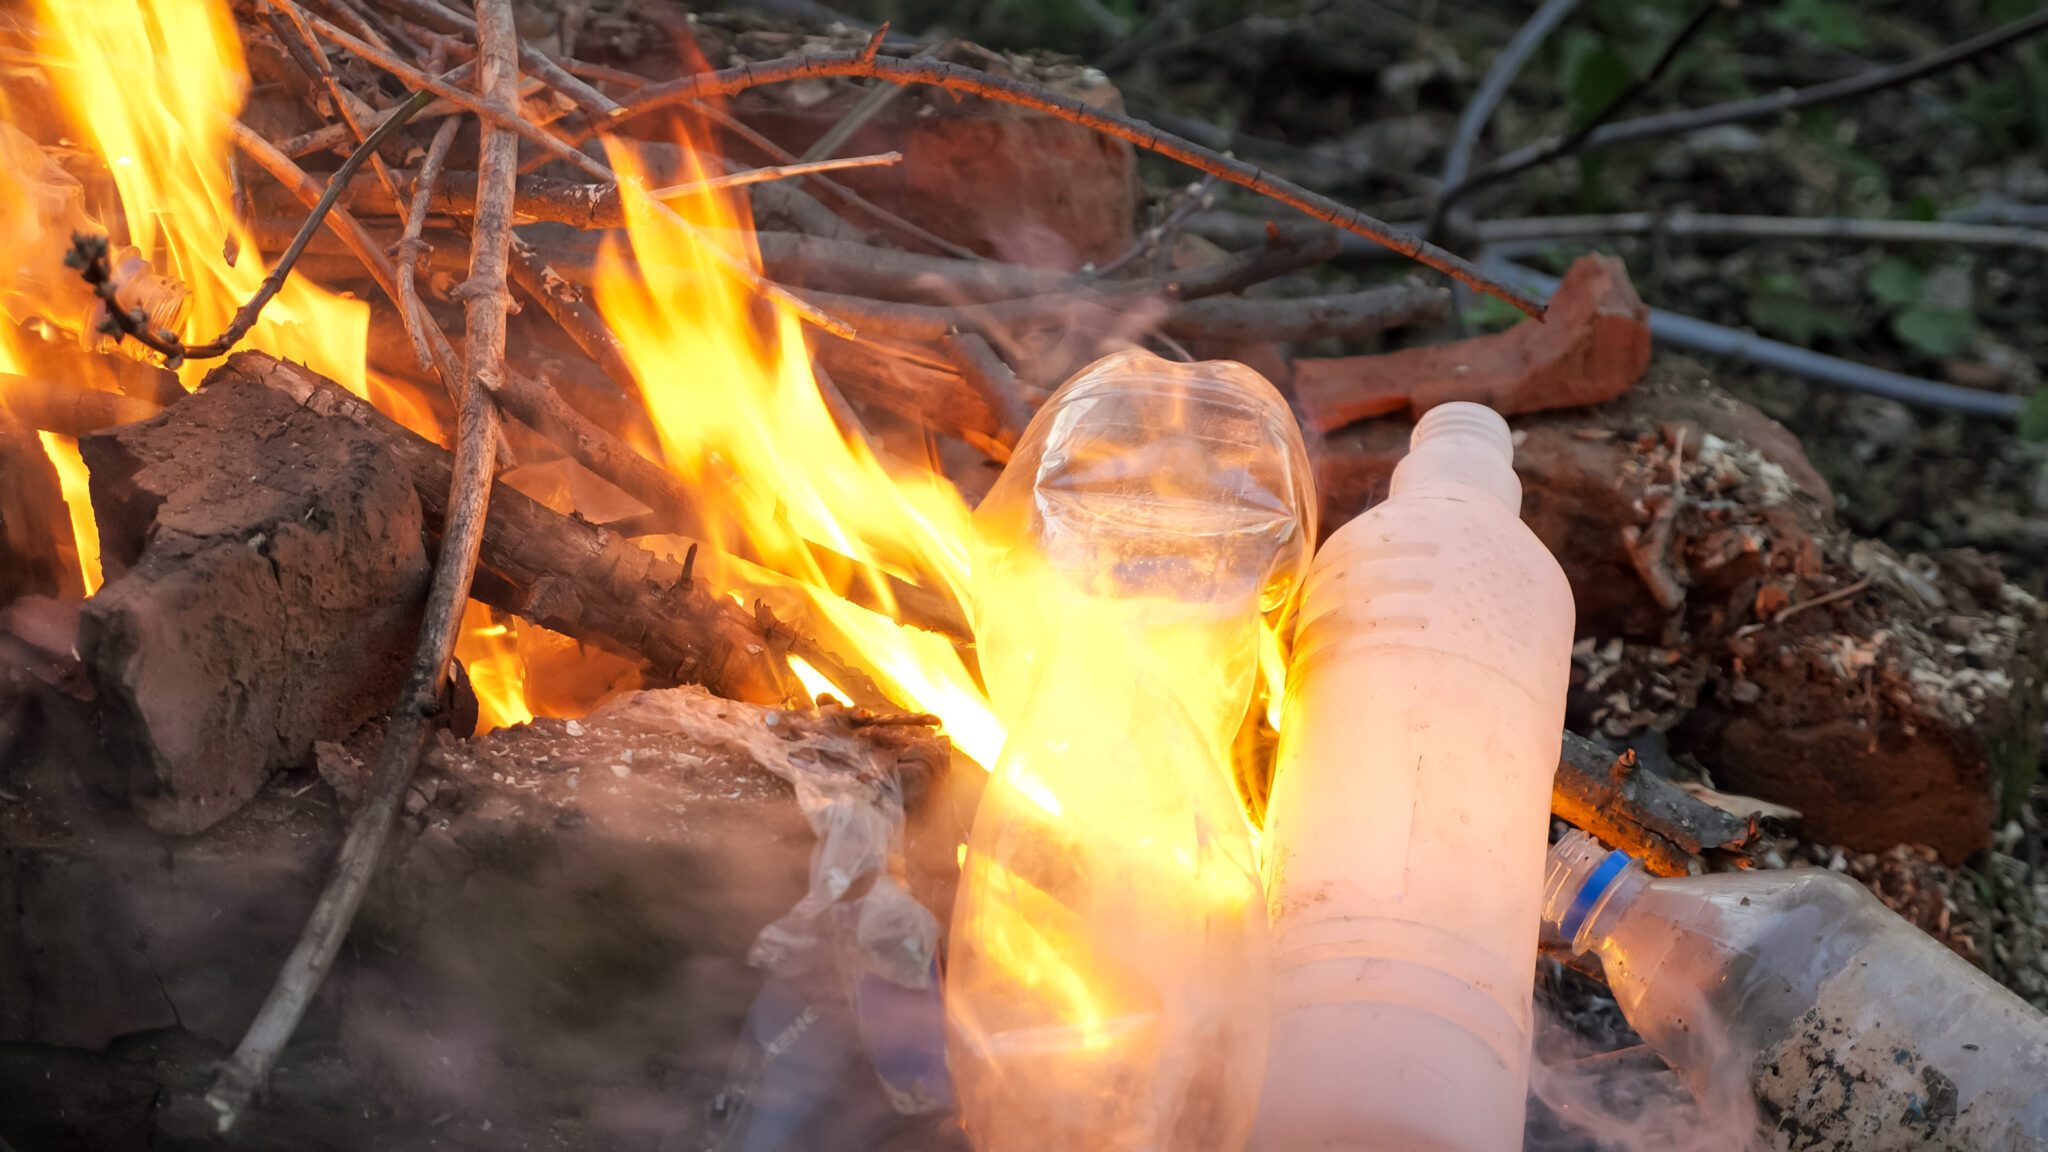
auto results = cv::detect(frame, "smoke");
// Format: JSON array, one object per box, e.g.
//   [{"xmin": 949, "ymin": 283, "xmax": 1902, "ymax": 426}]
[{"xmin": 1526, "ymin": 960, "xmax": 1766, "ymax": 1152}]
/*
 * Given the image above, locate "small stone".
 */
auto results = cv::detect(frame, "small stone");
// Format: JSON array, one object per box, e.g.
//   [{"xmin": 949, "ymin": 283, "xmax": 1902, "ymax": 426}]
[
  {"xmin": 564, "ymin": 719, "xmax": 585, "ymax": 737},
  {"xmin": 611, "ymin": 763, "xmax": 630, "ymax": 778}
]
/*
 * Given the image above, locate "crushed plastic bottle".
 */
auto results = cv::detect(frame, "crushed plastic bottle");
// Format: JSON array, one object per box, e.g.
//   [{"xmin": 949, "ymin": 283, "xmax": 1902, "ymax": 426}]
[
  {"xmin": 946, "ymin": 350, "xmax": 1315, "ymax": 1152},
  {"xmin": 1544, "ymin": 830, "xmax": 2048, "ymax": 1150},
  {"xmin": 1252, "ymin": 402, "xmax": 1576, "ymax": 1152},
  {"xmin": 0, "ymin": 123, "xmax": 188, "ymax": 353}
]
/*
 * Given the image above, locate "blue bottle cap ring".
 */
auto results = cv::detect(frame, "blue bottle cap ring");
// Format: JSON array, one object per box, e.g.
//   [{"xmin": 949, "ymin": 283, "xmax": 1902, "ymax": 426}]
[{"xmin": 1559, "ymin": 849, "xmax": 1633, "ymax": 944}]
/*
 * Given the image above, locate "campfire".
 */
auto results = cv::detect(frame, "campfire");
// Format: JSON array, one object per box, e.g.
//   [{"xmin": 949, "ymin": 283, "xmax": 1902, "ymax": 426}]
[{"xmin": 5, "ymin": 1, "xmax": 2046, "ymax": 1149}]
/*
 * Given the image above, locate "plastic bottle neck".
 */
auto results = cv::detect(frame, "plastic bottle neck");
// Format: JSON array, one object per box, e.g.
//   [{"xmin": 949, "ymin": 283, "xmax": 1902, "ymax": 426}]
[
  {"xmin": 1542, "ymin": 830, "xmax": 1649, "ymax": 955},
  {"xmin": 1388, "ymin": 402, "xmax": 1523, "ymax": 512}
]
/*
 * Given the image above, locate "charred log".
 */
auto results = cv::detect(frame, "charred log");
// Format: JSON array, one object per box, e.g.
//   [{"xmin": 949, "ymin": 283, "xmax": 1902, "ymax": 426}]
[{"xmin": 76, "ymin": 378, "xmax": 433, "ymax": 835}]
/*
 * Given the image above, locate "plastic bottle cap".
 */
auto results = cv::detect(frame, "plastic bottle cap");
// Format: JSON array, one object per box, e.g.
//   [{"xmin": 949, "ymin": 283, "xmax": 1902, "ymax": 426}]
[{"xmin": 1558, "ymin": 849, "xmax": 1633, "ymax": 943}]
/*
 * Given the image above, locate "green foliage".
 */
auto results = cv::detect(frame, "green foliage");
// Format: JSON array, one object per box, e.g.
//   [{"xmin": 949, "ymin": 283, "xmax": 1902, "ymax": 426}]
[
  {"xmin": 1890, "ymin": 307, "xmax": 1976, "ymax": 359},
  {"xmin": 1864, "ymin": 257, "xmax": 1977, "ymax": 360},
  {"xmin": 1865, "ymin": 258, "xmax": 1923, "ymax": 309},
  {"xmin": 2021, "ymin": 389, "xmax": 2048, "ymax": 442},
  {"xmin": 1463, "ymin": 293, "xmax": 1527, "ymax": 334},
  {"xmin": 1747, "ymin": 272, "xmax": 1854, "ymax": 346},
  {"xmin": 1558, "ymin": 29, "xmax": 1633, "ymax": 127},
  {"xmin": 1767, "ymin": 0, "xmax": 1868, "ymax": 50}
]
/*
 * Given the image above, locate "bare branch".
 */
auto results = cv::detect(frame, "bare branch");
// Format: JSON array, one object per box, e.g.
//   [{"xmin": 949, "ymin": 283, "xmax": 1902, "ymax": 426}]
[
  {"xmin": 593, "ymin": 51, "xmax": 1547, "ymax": 316},
  {"xmin": 202, "ymin": 1, "xmax": 523, "ymax": 1127},
  {"xmin": 646, "ymin": 151, "xmax": 904, "ymax": 199},
  {"xmin": 1462, "ymin": 5, "xmax": 2048, "ymax": 192},
  {"xmin": 73, "ymin": 89, "xmax": 430, "ymax": 367}
]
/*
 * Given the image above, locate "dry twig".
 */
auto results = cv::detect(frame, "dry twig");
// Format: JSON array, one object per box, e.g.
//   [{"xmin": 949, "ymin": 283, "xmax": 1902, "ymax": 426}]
[
  {"xmin": 647, "ymin": 151, "xmax": 903, "ymax": 199},
  {"xmin": 204, "ymin": 1, "xmax": 521, "ymax": 1127},
  {"xmin": 591, "ymin": 46, "xmax": 1546, "ymax": 316},
  {"xmin": 396, "ymin": 115, "xmax": 464, "ymax": 371},
  {"xmin": 72, "ymin": 89, "xmax": 430, "ymax": 368}
]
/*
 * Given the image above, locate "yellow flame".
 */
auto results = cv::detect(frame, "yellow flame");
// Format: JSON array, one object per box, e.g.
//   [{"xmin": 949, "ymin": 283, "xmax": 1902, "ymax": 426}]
[
  {"xmin": 28, "ymin": 0, "xmax": 369, "ymax": 395},
  {"xmin": 35, "ymin": 430, "xmax": 100, "ymax": 593},
  {"xmin": 0, "ymin": 0, "xmax": 384, "ymax": 600},
  {"xmin": 592, "ymin": 131, "xmax": 1001, "ymax": 764},
  {"xmin": 458, "ymin": 602, "xmax": 536, "ymax": 733}
]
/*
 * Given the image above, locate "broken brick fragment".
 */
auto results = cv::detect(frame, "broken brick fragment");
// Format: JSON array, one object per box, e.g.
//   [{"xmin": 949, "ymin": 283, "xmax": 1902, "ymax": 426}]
[{"xmin": 1295, "ymin": 253, "xmax": 1652, "ymax": 433}]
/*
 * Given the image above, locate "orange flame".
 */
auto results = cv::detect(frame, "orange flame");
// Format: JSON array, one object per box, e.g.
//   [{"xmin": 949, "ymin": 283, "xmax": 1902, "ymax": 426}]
[
  {"xmin": 34, "ymin": 430, "xmax": 100, "ymax": 593},
  {"xmin": 458, "ymin": 603, "xmax": 535, "ymax": 733},
  {"xmin": 25, "ymin": 0, "xmax": 369, "ymax": 394},
  {"xmin": 592, "ymin": 130, "xmax": 1001, "ymax": 764}
]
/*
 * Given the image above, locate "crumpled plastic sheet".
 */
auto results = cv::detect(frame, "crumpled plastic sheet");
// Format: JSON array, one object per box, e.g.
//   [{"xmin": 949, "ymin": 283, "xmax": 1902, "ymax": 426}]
[{"xmin": 589, "ymin": 688, "xmax": 937, "ymax": 993}]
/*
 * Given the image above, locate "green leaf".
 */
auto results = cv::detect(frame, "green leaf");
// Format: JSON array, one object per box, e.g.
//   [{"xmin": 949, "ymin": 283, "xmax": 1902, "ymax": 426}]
[
  {"xmin": 1890, "ymin": 307, "xmax": 1976, "ymax": 359},
  {"xmin": 1559, "ymin": 30, "xmax": 1634, "ymax": 126},
  {"xmin": 1463, "ymin": 294, "xmax": 1525, "ymax": 334},
  {"xmin": 1904, "ymin": 195, "xmax": 1940, "ymax": 223},
  {"xmin": 1866, "ymin": 258, "xmax": 1924, "ymax": 308},
  {"xmin": 1748, "ymin": 273, "xmax": 1855, "ymax": 346},
  {"xmin": 1769, "ymin": 0, "xmax": 1868, "ymax": 50},
  {"xmin": 2021, "ymin": 389, "xmax": 2048, "ymax": 441}
]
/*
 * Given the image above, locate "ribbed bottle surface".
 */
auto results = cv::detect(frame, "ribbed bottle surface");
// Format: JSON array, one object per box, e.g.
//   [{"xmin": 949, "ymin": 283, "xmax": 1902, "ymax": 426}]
[{"xmin": 1252, "ymin": 402, "xmax": 1575, "ymax": 1152}]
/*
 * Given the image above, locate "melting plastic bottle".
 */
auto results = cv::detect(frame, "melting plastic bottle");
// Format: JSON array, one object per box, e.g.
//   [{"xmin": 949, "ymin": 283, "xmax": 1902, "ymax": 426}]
[
  {"xmin": 1254, "ymin": 402, "xmax": 1575, "ymax": 1152},
  {"xmin": 1544, "ymin": 830, "xmax": 2048, "ymax": 1150},
  {"xmin": 0, "ymin": 123, "xmax": 188, "ymax": 353},
  {"xmin": 947, "ymin": 350, "xmax": 1315, "ymax": 1152}
]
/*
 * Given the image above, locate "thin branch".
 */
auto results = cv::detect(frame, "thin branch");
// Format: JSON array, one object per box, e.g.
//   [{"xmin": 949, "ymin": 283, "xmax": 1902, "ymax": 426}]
[
  {"xmin": 302, "ymin": 7, "xmax": 858, "ymax": 338},
  {"xmin": 1474, "ymin": 211, "xmax": 2048, "ymax": 254},
  {"xmin": 307, "ymin": 9, "xmax": 608, "ymax": 179},
  {"xmin": 270, "ymin": 0, "xmax": 459, "ymax": 381},
  {"xmin": 361, "ymin": 0, "xmax": 619, "ymax": 116},
  {"xmin": 1772, "ymin": 576, "xmax": 1873, "ymax": 627},
  {"xmin": 396, "ymin": 115, "xmax": 463, "ymax": 371},
  {"xmin": 71, "ymin": 89, "xmax": 430, "ymax": 367},
  {"xmin": 646, "ymin": 151, "xmax": 903, "ymax": 199},
  {"xmin": 1092, "ymin": 175, "xmax": 1217, "ymax": 278},
  {"xmin": 280, "ymin": 59, "xmax": 476, "ymax": 157},
  {"xmin": 1432, "ymin": 0, "xmax": 1584, "ymax": 236},
  {"xmin": 688, "ymin": 97, "xmax": 982, "ymax": 260},
  {"xmin": 1158, "ymin": 282, "xmax": 1451, "ymax": 342},
  {"xmin": 941, "ymin": 331, "xmax": 1032, "ymax": 444},
  {"xmin": 265, "ymin": 0, "xmax": 406, "ymax": 206},
  {"xmin": 204, "ymin": 0, "xmax": 520, "ymax": 1131},
  {"xmin": 591, "ymin": 51, "xmax": 1546, "ymax": 316},
  {"xmin": 1462, "ymin": 5, "xmax": 2048, "ymax": 192}
]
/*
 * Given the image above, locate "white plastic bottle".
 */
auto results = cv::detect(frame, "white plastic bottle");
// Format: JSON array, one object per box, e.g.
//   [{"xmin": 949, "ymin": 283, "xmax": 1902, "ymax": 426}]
[{"xmin": 1253, "ymin": 402, "xmax": 1575, "ymax": 1151}]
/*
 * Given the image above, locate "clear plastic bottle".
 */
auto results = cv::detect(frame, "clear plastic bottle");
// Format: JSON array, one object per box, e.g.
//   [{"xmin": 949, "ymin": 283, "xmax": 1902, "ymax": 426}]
[
  {"xmin": 1253, "ymin": 402, "xmax": 1576, "ymax": 1152},
  {"xmin": 946, "ymin": 350, "xmax": 1315, "ymax": 1152},
  {"xmin": 1544, "ymin": 830, "xmax": 2048, "ymax": 1150}
]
